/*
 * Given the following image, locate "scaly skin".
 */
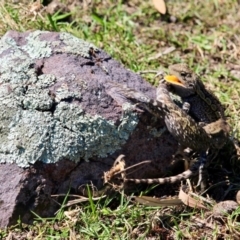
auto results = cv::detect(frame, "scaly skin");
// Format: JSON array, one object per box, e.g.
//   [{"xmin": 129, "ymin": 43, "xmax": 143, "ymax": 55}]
[
  {"xmin": 106, "ymin": 80, "xmax": 230, "ymax": 185},
  {"xmin": 107, "ymin": 82, "xmax": 226, "ymax": 151},
  {"xmin": 164, "ymin": 63, "xmax": 225, "ymax": 124},
  {"xmin": 123, "ymin": 83, "xmax": 229, "ymax": 184}
]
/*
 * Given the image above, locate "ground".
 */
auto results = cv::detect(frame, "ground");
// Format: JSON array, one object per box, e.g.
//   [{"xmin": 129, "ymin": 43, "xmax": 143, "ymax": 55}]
[{"xmin": 1, "ymin": 0, "xmax": 240, "ymax": 239}]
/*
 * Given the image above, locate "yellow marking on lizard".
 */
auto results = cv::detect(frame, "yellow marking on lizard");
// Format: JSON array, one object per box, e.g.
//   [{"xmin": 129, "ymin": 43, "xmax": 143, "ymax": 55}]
[{"xmin": 164, "ymin": 75, "xmax": 185, "ymax": 87}]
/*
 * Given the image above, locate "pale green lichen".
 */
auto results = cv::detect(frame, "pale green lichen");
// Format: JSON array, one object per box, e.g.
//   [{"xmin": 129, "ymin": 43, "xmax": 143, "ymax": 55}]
[
  {"xmin": 22, "ymin": 88, "xmax": 53, "ymax": 110},
  {"xmin": 0, "ymin": 31, "xmax": 138, "ymax": 167},
  {"xmin": 57, "ymin": 32, "xmax": 98, "ymax": 58},
  {"xmin": 36, "ymin": 74, "xmax": 57, "ymax": 88},
  {"xmin": 0, "ymin": 35, "xmax": 19, "ymax": 55},
  {"xmin": 0, "ymin": 102, "xmax": 138, "ymax": 167},
  {"xmin": 22, "ymin": 30, "xmax": 52, "ymax": 59},
  {"xmin": 53, "ymin": 77, "xmax": 82, "ymax": 103}
]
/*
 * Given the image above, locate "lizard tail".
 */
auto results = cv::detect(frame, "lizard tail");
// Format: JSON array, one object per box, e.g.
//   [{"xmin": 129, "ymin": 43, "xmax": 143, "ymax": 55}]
[{"xmin": 124, "ymin": 169, "xmax": 193, "ymax": 184}]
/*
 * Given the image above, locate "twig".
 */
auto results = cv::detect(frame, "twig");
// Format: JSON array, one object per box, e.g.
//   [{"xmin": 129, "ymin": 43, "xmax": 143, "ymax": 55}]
[
  {"xmin": 148, "ymin": 46, "xmax": 176, "ymax": 61},
  {"xmin": 112, "ymin": 160, "xmax": 151, "ymax": 177},
  {"xmin": 137, "ymin": 70, "xmax": 159, "ymax": 74}
]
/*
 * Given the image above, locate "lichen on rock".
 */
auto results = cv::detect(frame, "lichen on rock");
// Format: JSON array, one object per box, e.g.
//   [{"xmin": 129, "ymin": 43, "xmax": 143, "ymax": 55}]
[
  {"xmin": 0, "ymin": 31, "xmax": 139, "ymax": 167},
  {"xmin": 57, "ymin": 32, "xmax": 99, "ymax": 57},
  {"xmin": 0, "ymin": 101, "xmax": 138, "ymax": 167}
]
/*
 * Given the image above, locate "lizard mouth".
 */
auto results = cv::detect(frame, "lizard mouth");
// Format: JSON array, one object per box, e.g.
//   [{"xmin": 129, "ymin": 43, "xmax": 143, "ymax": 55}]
[{"xmin": 164, "ymin": 75, "xmax": 184, "ymax": 87}]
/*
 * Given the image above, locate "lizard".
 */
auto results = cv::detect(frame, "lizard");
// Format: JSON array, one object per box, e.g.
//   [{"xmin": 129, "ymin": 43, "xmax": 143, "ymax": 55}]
[
  {"xmin": 105, "ymin": 81, "xmax": 229, "ymax": 185},
  {"xmin": 125, "ymin": 118, "xmax": 230, "ymax": 184},
  {"xmin": 164, "ymin": 63, "xmax": 225, "ymax": 124},
  {"xmin": 164, "ymin": 63, "xmax": 232, "ymax": 158},
  {"xmin": 106, "ymin": 81, "xmax": 228, "ymax": 152}
]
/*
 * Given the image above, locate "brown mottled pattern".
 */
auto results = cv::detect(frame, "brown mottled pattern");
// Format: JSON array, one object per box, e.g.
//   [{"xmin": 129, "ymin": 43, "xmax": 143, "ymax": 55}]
[
  {"xmin": 166, "ymin": 63, "xmax": 225, "ymax": 124},
  {"xmin": 109, "ymin": 82, "xmax": 229, "ymax": 185}
]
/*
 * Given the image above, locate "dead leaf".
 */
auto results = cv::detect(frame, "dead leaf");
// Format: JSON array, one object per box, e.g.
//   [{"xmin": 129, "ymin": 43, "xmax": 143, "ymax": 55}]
[
  {"xmin": 64, "ymin": 208, "xmax": 81, "ymax": 222},
  {"xmin": 134, "ymin": 195, "xmax": 182, "ymax": 207},
  {"xmin": 152, "ymin": 0, "xmax": 167, "ymax": 14},
  {"xmin": 104, "ymin": 154, "xmax": 126, "ymax": 183},
  {"xmin": 178, "ymin": 187, "xmax": 208, "ymax": 210}
]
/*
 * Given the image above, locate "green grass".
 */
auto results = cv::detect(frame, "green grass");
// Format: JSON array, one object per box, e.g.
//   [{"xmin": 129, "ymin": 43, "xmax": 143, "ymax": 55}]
[{"xmin": 1, "ymin": 0, "xmax": 240, "ymax": 238}]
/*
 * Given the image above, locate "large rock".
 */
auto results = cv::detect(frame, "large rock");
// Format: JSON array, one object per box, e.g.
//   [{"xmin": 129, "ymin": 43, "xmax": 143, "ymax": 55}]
[{"xmin": 0, "ymin": 31, "xmax": 177, "ymax": 227}]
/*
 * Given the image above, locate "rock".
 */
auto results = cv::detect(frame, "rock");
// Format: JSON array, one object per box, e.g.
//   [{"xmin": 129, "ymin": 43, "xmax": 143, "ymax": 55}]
[
  {"xmin": 0, "ymin": 30, "xmax": 177, "ymax": 227},
  {"xmin": 212, "ymin": 200, "xmax": 239, "ymax": 218}
]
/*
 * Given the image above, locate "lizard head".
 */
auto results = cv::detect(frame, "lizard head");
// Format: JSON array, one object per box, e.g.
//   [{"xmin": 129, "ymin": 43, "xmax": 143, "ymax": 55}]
[{"xmin": 164, "ymin": 64, "xmax": 198, "ymax": 97}]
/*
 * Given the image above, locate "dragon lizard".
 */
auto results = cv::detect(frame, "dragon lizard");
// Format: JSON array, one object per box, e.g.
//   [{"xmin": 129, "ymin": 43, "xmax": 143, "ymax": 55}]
[
  {"xmin": 164, "ymin": 63, "xmax": 225, "ymax": 124},
  {"xmin": 106, "ymin": 79, "xmax": 229, "ymax": 185}
]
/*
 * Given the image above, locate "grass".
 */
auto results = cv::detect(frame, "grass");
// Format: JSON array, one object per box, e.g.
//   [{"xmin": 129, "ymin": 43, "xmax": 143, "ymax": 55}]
[{"xmin": 1, "ymin": 0, "xmax": 240, "ymax": 238}]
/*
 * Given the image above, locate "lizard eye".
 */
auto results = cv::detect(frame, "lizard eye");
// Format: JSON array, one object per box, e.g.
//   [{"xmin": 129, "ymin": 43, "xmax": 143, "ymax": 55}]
[{"xmin": 180, "ymin": 71, "xmax": 187, "ymax": 77}]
